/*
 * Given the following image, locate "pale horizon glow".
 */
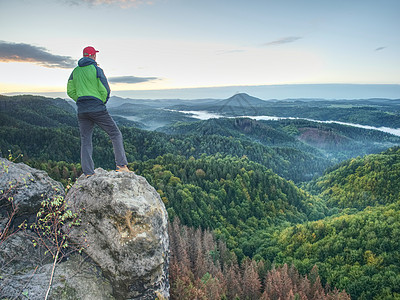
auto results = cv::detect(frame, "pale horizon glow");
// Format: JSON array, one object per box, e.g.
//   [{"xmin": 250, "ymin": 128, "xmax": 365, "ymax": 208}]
[{"xmin": 1, "ymin": 0, "xmax": 399, "ymax": 99}]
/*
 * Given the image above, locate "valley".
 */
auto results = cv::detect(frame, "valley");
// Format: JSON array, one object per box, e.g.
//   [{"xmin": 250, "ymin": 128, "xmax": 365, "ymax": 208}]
[{"xmin": 1, "ymin": 93, "xmax": 400, "ymax": 299}]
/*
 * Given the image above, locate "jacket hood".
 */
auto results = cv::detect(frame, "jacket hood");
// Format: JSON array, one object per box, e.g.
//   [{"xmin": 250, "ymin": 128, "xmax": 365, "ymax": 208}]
[{"xmin": 78, "ymin": 57, "xmax": 97, "ymax": 67}]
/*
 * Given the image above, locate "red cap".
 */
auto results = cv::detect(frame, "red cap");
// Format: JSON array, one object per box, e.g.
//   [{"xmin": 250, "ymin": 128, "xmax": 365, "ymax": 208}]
[{"xmin": 83, "ymin": 46, "xmax": 99, "ymax": 57}]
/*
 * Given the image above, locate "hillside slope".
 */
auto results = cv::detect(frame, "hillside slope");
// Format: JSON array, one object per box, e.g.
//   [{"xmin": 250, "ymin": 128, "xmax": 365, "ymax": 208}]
[
  {"xmin": 263, "ymin": 118, "xmax": 400, "ymax": 161},
  {"xmin": 262, "ymin": 201, "xmax": 400, "ymax": 299},
  {"xmin": 305, "ymin": 147, "xmax": 400, "ymax": 209},
  {"xmin": 133, "ymin": 154, "xmax": 328, "ymax": 259}
]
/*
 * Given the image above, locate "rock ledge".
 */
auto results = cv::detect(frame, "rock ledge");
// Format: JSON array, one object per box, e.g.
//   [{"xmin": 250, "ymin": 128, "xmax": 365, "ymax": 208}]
[{"xmin": 66, "ymin": 168, "xmax": 169, "ymax": 299}]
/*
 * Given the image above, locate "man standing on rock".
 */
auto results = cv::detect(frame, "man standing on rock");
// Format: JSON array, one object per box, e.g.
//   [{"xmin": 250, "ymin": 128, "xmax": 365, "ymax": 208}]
[{"xmin": 67, "ymin": 46, "xmax": 131, "ymax": 177}]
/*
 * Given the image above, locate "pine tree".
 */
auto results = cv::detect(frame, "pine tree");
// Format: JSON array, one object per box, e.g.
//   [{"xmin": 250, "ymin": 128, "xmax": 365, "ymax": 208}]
[{"xmin": 242, "ymin": 258, "xmax": 261, "ymax": 300}]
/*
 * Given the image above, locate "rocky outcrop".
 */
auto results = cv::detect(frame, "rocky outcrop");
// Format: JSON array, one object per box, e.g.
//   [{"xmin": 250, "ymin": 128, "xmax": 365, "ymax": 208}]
[
  {"xmin": 0, "ymin": 160, "xmax": 169, "ymax": 299},
  {"xmin": 1, "ymin": 232, "xmax": 113, "ymax": 300},
  {"xmin": 66, "ymin": 169, "xmax": 169, "ymax": 299},
  {"xmin": 0, "ymin": 157, "xmax": 64, "ymax": 224}
]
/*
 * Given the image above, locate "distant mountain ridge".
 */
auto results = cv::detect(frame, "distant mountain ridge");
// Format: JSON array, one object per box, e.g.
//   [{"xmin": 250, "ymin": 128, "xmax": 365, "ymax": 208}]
[
  {"xmin": 216, "ymin": 92, "xmax": 268, "ymax": 107},
  {"xmin": 105, "ymin": 92, "xmax": 400, "ymax": 130}
]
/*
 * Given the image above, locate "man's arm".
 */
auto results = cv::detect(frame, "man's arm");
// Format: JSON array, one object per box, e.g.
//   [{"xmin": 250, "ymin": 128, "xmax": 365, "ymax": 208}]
[
  {"xmin": 67, "ymin": 72, "xmax": 78, "ymax": 101},
  {"xmin": 96, "ymin": 66, "xmax": 111, "ymax": 103}
]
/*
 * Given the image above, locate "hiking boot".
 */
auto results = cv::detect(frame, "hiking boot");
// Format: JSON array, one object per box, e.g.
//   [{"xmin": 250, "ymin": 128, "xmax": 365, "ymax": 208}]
[{"xmin": 116, "ymin": 165, "xmax": 133, "ymax": 173}]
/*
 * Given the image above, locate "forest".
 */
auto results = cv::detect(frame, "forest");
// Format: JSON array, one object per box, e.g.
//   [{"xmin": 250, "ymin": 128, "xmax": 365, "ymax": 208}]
[{"xmin": 1, "ymin": 94, "xmax": 400, "ymax": 299}]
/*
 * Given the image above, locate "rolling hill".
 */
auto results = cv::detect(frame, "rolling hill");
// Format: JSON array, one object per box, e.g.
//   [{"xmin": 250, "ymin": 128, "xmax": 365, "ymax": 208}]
[{"xmin": 305, "ymin": 146, "xmax": 400, "ymax": 209}]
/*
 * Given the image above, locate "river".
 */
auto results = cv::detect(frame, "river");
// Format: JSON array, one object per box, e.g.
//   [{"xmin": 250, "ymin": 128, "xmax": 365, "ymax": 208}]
[{"xmin": 173, "ymin": 110, "xmax": 400, "ymax": 137}]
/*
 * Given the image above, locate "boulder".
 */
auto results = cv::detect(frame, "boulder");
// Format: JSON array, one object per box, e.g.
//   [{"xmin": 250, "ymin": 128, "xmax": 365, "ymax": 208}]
[
  {"xmin": 66, "ymin": 168, "xmax": 169, "ymax": 299},
  {"xmin": 0, "ymin": 158, "xmax": 64, "ymax": 224},
  {"xmin": 0, "ymin": 160, "xmax": 113, "ymax": 300},
  {"xmin": 0, "ymin": 232, "xmax": 114, "ymax": 300}
]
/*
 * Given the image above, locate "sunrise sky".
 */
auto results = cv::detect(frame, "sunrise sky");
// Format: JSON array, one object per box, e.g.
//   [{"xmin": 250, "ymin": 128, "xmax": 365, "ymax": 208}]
[{"xmin": 0, "ymin": 0, "xmax": 399, "ymax": 99}]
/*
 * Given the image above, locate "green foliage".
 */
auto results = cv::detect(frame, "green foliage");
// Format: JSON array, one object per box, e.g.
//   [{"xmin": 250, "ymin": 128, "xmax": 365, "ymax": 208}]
[
  {"xmin": 169, "ymin": 218, "xmax": 350, "ymax": 299},
  {"xmin": 29, "ymin": 191, "xmax": 82, "ymax": 260},
  {"xmin": 306, "ymin": 146, "xmax": 400, "ymax": 209},
  {"xmin": 0, "ymin": 125, "xmax": 81, "ymax": 162},
  {"xmin": 159, "ymin": 118, "xmax": 301, "ymax": 148},
  {"xmin": 0, "ymin": 94, "xmax": 77, "ymax": 127},
  {"xmin": 157, "ymin": 118, "xmax": 331, "ymax": 182},
  {"xmin": 133, "ymin": 154, "xmax": 328, "ymax": 258},
  {"xmin": 25, "ymin": 160, "xmax": 82, "ymax": 187},
  {"xmin": 262, "ymin": 201, "xmax": 400, "ymax": 299}
]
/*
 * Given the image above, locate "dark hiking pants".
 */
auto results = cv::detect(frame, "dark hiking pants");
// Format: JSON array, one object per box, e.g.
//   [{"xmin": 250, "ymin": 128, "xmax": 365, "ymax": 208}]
[{"xmin": 78, "ymin": 110, "xmax": 128, "ymax": 175}]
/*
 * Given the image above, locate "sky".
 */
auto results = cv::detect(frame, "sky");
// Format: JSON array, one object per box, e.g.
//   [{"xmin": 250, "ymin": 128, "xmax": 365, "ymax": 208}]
[{"xmin": 0, "ymin": 0, "xmax": 399, "ymax": 99}]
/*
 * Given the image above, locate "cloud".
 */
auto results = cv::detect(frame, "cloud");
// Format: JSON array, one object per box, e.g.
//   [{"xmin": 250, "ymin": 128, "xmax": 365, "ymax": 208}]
[
  {"xmin": 108, "ymin": 76, "xmax": 160, "ymax": 84},
  {"xmin": 375, "ymin": 46, "xmax": 386, "ymax": 51},
  {"xmin": 262, "ymin": 36, "xmax": 302, "ymax": 46},
  {"xmin": 0, "ymin": 41, "xmax": 75, "ymax": 68}
]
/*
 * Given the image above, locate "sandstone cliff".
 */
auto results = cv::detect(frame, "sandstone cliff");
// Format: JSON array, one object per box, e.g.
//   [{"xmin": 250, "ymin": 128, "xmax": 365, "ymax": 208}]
[{"xmin": 0, "ymin": 159, "xmax": 169, "ymax": 299}]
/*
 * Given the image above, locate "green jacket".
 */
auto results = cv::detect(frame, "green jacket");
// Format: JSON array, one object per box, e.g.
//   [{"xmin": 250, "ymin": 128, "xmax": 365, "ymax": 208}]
[{"xmin": 67, "ymin": 57, "xmax": 110, "ymax": 113}]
